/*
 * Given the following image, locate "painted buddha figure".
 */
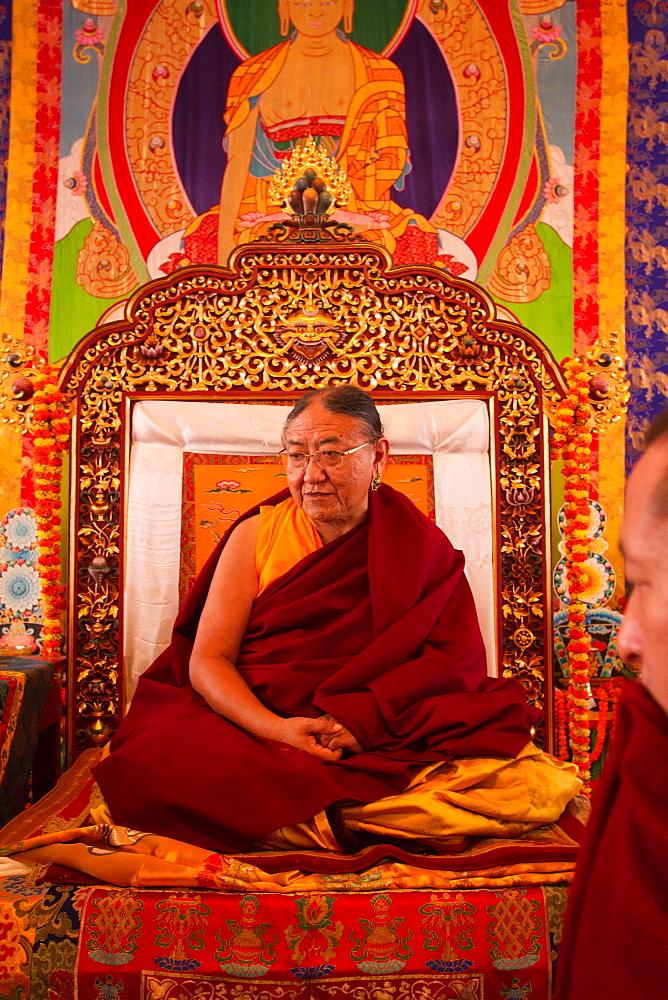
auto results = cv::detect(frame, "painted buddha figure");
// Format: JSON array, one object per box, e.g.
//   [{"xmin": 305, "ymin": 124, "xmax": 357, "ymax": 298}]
[{"xmin": 183, "ymin": 0, "xmax": 437, "ymax": 265}]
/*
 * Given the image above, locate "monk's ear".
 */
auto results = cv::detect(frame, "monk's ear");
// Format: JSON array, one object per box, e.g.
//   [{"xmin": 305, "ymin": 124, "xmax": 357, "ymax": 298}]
[
  {"xmin": 374, "ymin": 437, "xmax": 390, "ymax": 472},
  {"xmin": 279, "ymin": 0, "xmax": 290, "ymax": 36},
  {"xmin": 343, "ymin": 0, "xmax": 354, "ymax": 34}
]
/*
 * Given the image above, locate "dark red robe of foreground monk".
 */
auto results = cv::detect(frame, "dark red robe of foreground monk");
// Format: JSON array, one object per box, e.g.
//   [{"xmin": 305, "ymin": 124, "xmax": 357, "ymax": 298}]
[
  {"xmin": 94, "ymin": 485, "xmax": 540, "ymax": 852},
  {"xmin": 555, "ymin": 680, "xmax": 668, "ymax": 999}
]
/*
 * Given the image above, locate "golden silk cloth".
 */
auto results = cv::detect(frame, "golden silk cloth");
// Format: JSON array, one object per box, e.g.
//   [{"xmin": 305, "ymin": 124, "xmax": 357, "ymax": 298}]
[{"xmin": 0, "ymin": 747, "xmax": 586, "ymax": 892}]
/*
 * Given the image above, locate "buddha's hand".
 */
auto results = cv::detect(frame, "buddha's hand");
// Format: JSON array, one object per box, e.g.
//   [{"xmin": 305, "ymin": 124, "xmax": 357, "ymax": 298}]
[
  {"xmin": 274, "ymin": 716, "xmax": 348, "ymax": 761},
  {"xmin": 331, "ymin": 209, "xmax": 390, "ymax": 230},
  {"xmin": 316, "ymin": 714, "xmax": 363, "ymax": 754}
]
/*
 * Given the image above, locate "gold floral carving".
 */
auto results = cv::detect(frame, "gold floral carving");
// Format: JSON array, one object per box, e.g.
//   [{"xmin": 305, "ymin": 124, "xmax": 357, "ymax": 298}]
[
  {"xmin": 77, "ymin": 222, "xmax": 140, "ymax": 298},
  {"xmin": 580, "ymin": 334, "xmax": 630, "ymax": 430},
  {"xmin": 487, "ymin": 224, "xmax": 551, "ymax": 303},
  {"xmin": 418, "ymin": 0, "xmax": 508, "ymax": 238},
  {"xmin": 57, "ymin": 240, "xmax": 566, "ymax": 756},
  {"xmin": 0, "ymin": 334, "xmax": 40, "ymax": 427},
  {"xmin": 125, "ymin": 0, "xmax": 218, "ymax": 238}
]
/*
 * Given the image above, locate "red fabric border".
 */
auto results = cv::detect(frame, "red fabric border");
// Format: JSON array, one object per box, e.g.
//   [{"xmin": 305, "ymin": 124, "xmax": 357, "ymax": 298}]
[
  {"xmin": 573, "ymin": 1, "xmax": 601, "ymax": 352},
  {"xmin": 105, "ymin": 0, "xmax": 165, "ymax": 255},
  {"xmin": 465, "ymin": 4, "xmax": 527, "ymax": 257},
  {"xmin": 71, "ymin": 887, "xmax": 553, "ymax": 999},
  {"xmin": 23, "ymin": 4, "xmax": 61, "ymax": 355}
]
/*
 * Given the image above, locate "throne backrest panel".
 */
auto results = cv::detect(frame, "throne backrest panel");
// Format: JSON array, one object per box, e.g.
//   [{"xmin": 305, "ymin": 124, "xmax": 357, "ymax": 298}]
[{"xmin": 59, "ymin": 243, "xmax": 565, "ymax": 760}]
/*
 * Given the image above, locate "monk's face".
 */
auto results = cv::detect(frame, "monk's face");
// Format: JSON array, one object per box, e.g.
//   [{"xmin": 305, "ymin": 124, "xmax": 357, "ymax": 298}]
[
  {"xmin": 283, "ymin": 401, "xmax": 389, "ymax": 535},
  {"xmin": 617, "ymin": 438, "xmax": 668, "ymax": 715},
  {"xmin": 287, "ymin": 0, "xmax": 346, "ymax": 37}
]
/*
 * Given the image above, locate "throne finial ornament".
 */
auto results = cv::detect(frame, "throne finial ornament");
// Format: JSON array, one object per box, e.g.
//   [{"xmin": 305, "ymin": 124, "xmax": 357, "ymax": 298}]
[{"xmin": 265, "ymin": 137, "xmax": 359, "ymax": 243}]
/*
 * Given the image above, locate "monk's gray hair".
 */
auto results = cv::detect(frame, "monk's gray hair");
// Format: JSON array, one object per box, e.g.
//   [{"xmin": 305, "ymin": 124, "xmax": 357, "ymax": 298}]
[
  {"xmin": 282, "ymin": 386, "xmax": 384, "ymax": 442},
  {"xmin": 643, "ymin": 408, "xmax": 668, "ymax": 519}
]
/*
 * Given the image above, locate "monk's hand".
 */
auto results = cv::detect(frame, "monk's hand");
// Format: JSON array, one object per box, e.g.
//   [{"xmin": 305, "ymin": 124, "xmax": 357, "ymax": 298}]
[
  {"xmin": 316, "ymin": 714, "xmax": 363, "ymax": 754},
  {"xmin": 274, "ymin": 716, "xmax": 346, "ymax": 761}
]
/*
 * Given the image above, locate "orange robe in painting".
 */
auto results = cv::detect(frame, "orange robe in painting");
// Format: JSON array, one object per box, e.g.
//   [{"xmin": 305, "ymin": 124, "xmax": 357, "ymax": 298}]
[{"xmin": 184, "ymin": 37, "xmax": 437, "ymax": 260}]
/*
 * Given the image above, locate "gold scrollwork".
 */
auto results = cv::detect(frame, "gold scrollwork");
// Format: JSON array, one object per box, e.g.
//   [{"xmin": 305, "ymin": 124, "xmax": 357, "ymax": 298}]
[
  {"xmin": 58, "ymin": 242, "xmax": 565, "ymax": 754},
  {"xmin": 583, "ymin": 333, "xmax": 630, "ymax": 429},
  {"xmin": 487, "ymin": 224, "xmax": 551, "ymax": 304},
  {"xmin": 0, "ymin": 335, "xmax": 41, "ymax": 427}
]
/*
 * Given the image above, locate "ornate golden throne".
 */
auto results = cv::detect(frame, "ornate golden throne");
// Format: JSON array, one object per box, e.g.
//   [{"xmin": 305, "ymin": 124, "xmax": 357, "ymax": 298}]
[
  {"xmin": 63, "ymin": 230, "xmax": 565, "ymax": 759},
  {"xmin": 1, "ymin": 225, "xmax": 591, "ymax": 1000}
]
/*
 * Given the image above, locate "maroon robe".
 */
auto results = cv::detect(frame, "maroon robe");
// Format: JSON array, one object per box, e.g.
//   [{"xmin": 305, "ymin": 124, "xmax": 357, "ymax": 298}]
[
  {"xmin": 94, "ymin": 485, "xmax": 540, "ymax": 852},
  {"xmin": 555, "ymin": 680, "xmax": 668, "ymax": 999}
]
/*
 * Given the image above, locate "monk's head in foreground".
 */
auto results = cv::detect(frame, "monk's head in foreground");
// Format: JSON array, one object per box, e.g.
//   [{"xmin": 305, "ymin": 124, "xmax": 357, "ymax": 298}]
[
  {"xmin": 617, "ymin": 407, "xmax": 668, "ymax": 716},
  {"xmin": 280, "ymin": 386, "xmax": 389, "ymax": 539}
]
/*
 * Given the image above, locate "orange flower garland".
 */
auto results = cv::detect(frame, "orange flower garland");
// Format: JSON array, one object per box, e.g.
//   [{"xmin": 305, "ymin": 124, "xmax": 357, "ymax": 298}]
[
  {"xmin": 31, "ymin": 367, "xmax": 70, "ymax": 659},
  {"xmin": 556, "ymin": 679, "xmax": 625, "ymax": 772},
  {"xmin": 552, "ymin": 355, "xmax": 594, "ymax": 790},
  {"xmin": 554, "ymin": 687, "xmax": 569, "ymax": 760},
  {"xmin": 589, "ymin": 695, "xmax": 608, "ymax": 765},
  {"xmin": 592, "ymin": 678, "xmax": 625, "ymax": 761}
]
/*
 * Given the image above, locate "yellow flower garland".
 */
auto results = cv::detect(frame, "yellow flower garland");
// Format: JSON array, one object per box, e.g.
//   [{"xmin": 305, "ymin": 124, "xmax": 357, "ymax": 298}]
[
  {"xmin": 552, "ymin": 355, "xmax": 593, "ymax": 791},
  {"xmin": 31, "ymin": 367, "xmax": 70, "ymax": 659}
]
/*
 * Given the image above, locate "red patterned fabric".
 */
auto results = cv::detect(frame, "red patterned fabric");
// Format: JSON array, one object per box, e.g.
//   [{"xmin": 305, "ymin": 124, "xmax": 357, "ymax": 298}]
[
  {"xmin": 95, "ymin": 485, "xmax": 540, "ymax": 853},
  {"xmin": 556, "ymin": 681, "xmax": 668, "ymax": 999},
  {"xmin": 24, "ymin": 5, "xmax": 61, "ymax": 355},
  {"xmin": 573, "ymin": 1, "xmax": 601, "ymax": 352},
  {"xmin": 392, "ymin": 226, "xmax": 440, "ymax": 266},
  {"xmin": 2, "ymin": 878, "xmax": 565, "ymax": 1000},
  {"xmin": 183, "ymin": 212, "xmax": 218, "ymax": 266}
]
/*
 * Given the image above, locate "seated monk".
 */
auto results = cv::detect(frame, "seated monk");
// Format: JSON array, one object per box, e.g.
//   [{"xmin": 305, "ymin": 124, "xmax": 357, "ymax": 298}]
[{"xmin": 93, "ymin": 386, "xmax": 581, "ymax": 853}]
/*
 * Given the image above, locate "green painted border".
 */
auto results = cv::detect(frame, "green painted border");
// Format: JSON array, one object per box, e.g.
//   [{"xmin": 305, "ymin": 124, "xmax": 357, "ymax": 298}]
[
  {"xmin": 49, "ymin": 220, "xmax": 133, "ymax": 363},
  {"xmin": 489, "ymin": 222, "xmax": 573, "ymax": 363}
]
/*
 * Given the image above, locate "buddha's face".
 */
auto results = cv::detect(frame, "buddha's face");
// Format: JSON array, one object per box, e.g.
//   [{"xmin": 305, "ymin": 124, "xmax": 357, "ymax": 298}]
[{"xmin": 286, "ymin": 0, "xmax": 347, "ymax": 37}]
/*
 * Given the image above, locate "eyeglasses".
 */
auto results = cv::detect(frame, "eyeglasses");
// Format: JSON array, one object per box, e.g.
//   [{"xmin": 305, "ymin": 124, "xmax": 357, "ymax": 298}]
[{"xmin": 279, "ymin": 441, "xmax": 374, "ymax": 470}]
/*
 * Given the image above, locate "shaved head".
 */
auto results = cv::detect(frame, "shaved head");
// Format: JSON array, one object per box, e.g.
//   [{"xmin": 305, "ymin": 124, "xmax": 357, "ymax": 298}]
[
  {"xmin": 617, "ymin": 417, "xmax": 668, "ymax": 714},
  {"xmin": 643, "ymin": 408, "xmax": 668, "ymax": 519}
]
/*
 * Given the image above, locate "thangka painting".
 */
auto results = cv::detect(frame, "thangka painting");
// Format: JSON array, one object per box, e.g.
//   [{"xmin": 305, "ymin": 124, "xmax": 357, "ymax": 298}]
[
  {"xmin": 0, "ymin": 2, "xmax": 638, "ymax": 624},
  {"xmin": 50, "ymin": 0, "xmax": 578, "ymax": 364},
  {"xmin": 180, "ymin": 453, "xmax": 433, "ymax": 600}
]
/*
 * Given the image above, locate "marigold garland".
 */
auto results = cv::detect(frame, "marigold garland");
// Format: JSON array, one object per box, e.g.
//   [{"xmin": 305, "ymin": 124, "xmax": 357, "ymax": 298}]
[
  {"xmin": 552, "ymin": 355, "xmax": 594, "ymax": 791},
  {"xmin": 589, "ymin": 695, "xmax": 608, "ymax": 764},
  {"xmin": 554, "ymin": 687, "xmax": 569, "ymax": 761},
  {"xmin": 596, "ymin": 678, "xmax": 625, "ymax": 751},
  {"xmin": 555, "ymin": 678, "xmax": 626, "ymax": 771},
  {"xmin": 31, "ymin": 366, "xmax": 70, "ymax": 659}
]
